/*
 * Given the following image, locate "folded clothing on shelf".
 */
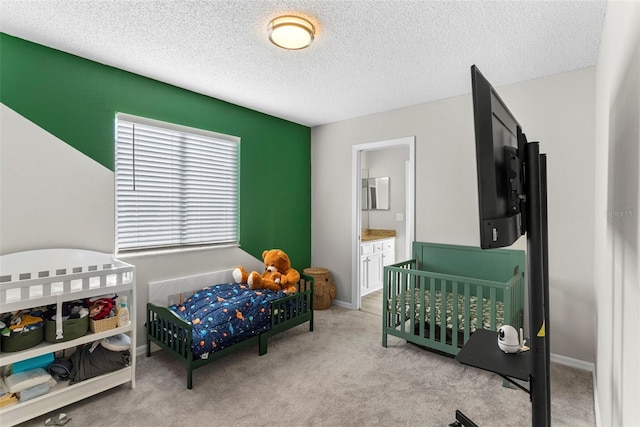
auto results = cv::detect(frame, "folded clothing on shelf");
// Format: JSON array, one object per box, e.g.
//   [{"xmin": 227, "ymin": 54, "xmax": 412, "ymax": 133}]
[{"xmin": 4, "ymin": 367, "xmax": 52, "ymax": 393}]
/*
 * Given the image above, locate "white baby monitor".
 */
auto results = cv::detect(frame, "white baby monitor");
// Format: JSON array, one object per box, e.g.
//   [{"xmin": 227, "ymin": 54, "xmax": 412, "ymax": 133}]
[{"xmin": 497, "ymin": 325, "xmax": 521, "ymax": 353}]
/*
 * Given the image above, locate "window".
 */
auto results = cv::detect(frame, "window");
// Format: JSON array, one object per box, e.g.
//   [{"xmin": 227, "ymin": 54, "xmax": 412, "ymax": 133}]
[{"xmin": 115, "ymin": 113, "xmax": 239, "ymax": 253}]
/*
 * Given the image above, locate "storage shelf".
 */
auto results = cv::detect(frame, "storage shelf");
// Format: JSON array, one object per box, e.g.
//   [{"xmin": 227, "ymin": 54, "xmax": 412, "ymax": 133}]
[
  {"xmin": 0, "ymin": 325, "xmax": 133, "ymax": 365},
  {"xmin": 0, "ymin": 367, "xmax": 133, "ymax": 426}
]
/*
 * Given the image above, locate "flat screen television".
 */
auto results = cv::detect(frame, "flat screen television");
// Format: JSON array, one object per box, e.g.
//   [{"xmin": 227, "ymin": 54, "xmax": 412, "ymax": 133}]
[{"xmin": 471, "ymin": 65, "xmax": 527, "ymax": 249}]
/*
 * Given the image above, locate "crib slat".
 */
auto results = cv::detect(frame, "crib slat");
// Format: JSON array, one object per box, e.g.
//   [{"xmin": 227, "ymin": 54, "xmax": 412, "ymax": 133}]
[
  {"xmin": 463, "ymin": 283, "xmax": 471, "ymax": 343},
  {"xmin": 505, "ymin": 275, "xmax": 522, "ymax": 329},
  {"xmin": 397, "ymin": 271, "xmax": 402, "ymax": 329},
  {"xmin": 429, "ymin": 277, "xmax": 435, "ymax": 342},
  {"xmin": 409, "ymin": 264, "xmax": 415, "ymax": 334},
  {"xmin": 401, "ymin": 273, "xmax": 408, "ymax": 334},
  {"xmin": 451, "ymin": 281, "xmax": 459, "ymax": 348},
  {"xmin": 383, "ymin": 271, "xmax": 390, "ymax": 338},
  {"xmin": 476, "ymin": 285, "xmax": 484, "ymax": 332},
  {"xmin": 412, "ymin": 270, "xmax": 419, "ymax": 328},
  {"xmin": 440, "ymin": 278, "xmax": 447, "ymax": 346},
  {"xmin": 407, "ymin": 270, "xmax": 413, "ymax": 334},
  {"xmin": 391, "ymin": 277, "xmax": 400, "ymax": 328},
  {"xmin": 418, "ymin": 275, "xmax": 426, "ymax": 339},
  {"xmin": 490, "ymin": 287, "xmax": 497, "ymax": 329},
  {"xmin": 504, "ymin": 284, "xmax": 513, "ymax": 328},
  {"xmin": 389, "ymin": 270, "xmax": 398, "ymax": 331},
  {"xmin": 398, "ymin": 269, "xmax": 404, "ymax": 330}
]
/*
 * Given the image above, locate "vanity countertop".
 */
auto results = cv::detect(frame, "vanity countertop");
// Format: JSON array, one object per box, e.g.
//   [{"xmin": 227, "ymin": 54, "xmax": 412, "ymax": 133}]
[{"xmin": 361, "ymin": 229, "xmax": 397, "ymax": 242}]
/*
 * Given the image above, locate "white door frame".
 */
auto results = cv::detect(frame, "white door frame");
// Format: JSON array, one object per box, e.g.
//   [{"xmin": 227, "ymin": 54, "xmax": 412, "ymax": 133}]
[{"xmin": 351, "ymin": 136, "xmax": 415, "ymax": 309}]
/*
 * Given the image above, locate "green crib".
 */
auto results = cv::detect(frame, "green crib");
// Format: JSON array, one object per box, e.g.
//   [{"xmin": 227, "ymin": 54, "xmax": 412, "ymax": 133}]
[{"xmin": 382, "ymin": 242, "xmax": 525, "ymax": 356}]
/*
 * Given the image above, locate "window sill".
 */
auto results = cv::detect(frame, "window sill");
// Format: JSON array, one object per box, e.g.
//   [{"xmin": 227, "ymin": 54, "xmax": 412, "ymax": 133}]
[{"xmin": 116, "ymin": 243, "xmax": 239, "ymax": 260}]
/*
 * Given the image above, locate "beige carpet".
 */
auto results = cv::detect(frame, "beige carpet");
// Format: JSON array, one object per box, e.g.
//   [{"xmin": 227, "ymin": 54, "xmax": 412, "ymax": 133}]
[{"xmin": 17, "ymin": 306, "xmax": 595, "ymax": 426}]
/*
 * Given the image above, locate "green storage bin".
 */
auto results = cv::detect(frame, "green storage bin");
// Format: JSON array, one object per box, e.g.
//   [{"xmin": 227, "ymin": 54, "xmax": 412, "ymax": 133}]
[
  {"xmin": 44, "ymin": 316, "xmax": 89, "ymax": 343},
  {"xmin": 1, "ymin": 327, "xmax": 44, "ymax": 352}
]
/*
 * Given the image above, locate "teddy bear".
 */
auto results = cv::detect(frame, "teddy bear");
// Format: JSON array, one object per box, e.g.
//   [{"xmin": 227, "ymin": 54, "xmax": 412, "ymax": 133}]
[{"xmin": 232, "ymin": 249, "xmax": 300, "ymax": 294}]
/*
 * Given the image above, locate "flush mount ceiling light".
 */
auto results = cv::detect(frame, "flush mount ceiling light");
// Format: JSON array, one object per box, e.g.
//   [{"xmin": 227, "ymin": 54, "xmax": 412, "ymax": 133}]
[{"xmin": 268, "ymin": 15, "xmax": 315, "ymax": 50}]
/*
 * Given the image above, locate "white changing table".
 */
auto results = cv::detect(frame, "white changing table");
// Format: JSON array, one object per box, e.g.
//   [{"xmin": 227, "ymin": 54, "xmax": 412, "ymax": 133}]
[{"xmin": 0, "ymin": 249, "xmax": 136, "ymax": 426}]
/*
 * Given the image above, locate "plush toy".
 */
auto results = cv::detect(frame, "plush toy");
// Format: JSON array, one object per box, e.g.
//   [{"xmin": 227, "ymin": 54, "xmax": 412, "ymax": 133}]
[{"xmin": 233, "ymin": 249, "xmax": 300, "ymax": 294}]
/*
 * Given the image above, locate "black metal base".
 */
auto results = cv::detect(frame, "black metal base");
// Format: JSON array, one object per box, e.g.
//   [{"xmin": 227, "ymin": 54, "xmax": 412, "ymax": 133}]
[{"xmin": 449, "ymin": 410, "xmax": 479, "ymax": 427}]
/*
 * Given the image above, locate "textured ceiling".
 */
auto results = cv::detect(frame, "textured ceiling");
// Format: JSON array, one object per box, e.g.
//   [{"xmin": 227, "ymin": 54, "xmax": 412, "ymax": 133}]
[{"xmin": 0, "ymin": 0, "xmax": 607, "ymax": 127}]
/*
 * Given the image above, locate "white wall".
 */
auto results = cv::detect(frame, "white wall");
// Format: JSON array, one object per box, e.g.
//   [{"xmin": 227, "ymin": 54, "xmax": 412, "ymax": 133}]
[
  {"xmin": 311, "ymin": 67, "xmax": 596, "ymax": 363},
  {"xmin": 594, "ymin": 2, "xmax": 640, "ymax": 426},
  {"xmin": 0, "ymin": 104, "xmax": 114, "ymax": 254},
  {"xmin": 0, "ymin": 104, "xmax": 263, "ymax": 342}
]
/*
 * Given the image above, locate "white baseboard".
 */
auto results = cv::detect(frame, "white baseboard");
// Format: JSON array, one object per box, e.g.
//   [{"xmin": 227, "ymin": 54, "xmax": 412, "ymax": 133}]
[
  {"xmin": 550, "ymin": 352, "xmax": 594, "ymax": 372},
  {"xmin": 332, "ymin": 299, "xmax": 354, "ymax": 309}
]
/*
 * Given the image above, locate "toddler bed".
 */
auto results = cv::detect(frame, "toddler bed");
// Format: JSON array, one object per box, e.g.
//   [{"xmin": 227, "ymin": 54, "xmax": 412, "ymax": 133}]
[
  {"xmin": 146, "ymin": 273, "xmax": 313, "ymax": 389},
  {"xmin": 382, "ymin": 242, "xmax": 525, "ymax": 356}
]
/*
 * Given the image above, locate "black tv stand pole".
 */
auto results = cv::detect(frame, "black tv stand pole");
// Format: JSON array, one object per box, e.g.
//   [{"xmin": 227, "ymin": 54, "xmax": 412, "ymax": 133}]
[
  {"xmin": 541, "ymin": 154, "xmax": 551, "ymax": 425},
  {"xmin": 452, "ymin": 143, "xmax": 550, "ymax": 427},
  {"xmin": 525, "ymin": 142, "xmax": 550, "ymax": 427}
]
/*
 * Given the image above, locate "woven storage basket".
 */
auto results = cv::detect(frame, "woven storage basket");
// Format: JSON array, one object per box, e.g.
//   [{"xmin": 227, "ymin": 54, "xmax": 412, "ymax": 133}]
[
  {"xmin": 303, "ymin": 267, "xmax": 336, "ymax": 310},
  {"xmin": 89, "ymin": 316, "xmax": 118, "ymax": 333}
]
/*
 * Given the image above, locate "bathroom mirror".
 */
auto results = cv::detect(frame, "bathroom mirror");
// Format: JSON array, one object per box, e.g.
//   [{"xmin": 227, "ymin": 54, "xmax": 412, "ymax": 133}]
[{"xmin": 362, "ymin": 177, "xmax": 390, "ymax": 210}]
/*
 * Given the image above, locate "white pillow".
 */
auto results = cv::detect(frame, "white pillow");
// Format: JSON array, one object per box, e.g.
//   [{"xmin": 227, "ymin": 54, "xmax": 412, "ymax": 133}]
[
  {"xmin": 101, "ymin": 333, "xmax": 131, "ymax": 351},
  {"xmin": 5, "ymin": 368, "xmax": 52, "ymax": 393}
]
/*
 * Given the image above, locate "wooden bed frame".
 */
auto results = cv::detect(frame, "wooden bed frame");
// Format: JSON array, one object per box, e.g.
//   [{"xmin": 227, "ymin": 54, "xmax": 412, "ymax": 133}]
[
  {"xmin": 146, "ymin": 274, "xmax": 314, "ymax": 389},
  {"xmin": 382, "ymin": 242, "xmax": 525, "ymax": 356}
]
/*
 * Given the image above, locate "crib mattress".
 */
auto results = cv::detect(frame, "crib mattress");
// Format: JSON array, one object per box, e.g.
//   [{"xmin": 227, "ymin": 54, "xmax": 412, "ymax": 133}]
[
  {"xmin": 387, "ymin": 289, "xmax": 505, "ymax": 332},
  {"xmin": 169, "ymin": 283, "xmax": 286, "ymax": 358}
]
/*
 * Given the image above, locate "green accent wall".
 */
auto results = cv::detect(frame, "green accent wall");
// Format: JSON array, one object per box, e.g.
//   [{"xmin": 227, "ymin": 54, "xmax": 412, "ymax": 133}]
[{"xmin": 0, "ymin": 33, "xmax": 311, "ymax": 269}]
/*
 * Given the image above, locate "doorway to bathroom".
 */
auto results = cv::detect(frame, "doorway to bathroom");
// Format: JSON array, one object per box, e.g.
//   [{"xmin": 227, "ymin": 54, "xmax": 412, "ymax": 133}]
[{"xmin": 351, "ymin": 136, "xmax": 415, "ymax": 312}]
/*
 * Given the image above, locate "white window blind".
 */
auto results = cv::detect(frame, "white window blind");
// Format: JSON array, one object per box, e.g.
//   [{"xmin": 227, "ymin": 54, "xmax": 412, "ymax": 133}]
[{"xmin": 115, "ymin": 113, "xmax": 239, "ymax": 252}]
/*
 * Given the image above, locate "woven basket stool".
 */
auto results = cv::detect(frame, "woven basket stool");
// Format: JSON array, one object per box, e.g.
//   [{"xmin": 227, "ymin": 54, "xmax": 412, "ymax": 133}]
[{"xmin": 302, "ymin": 267, "xmax": 336, "ymax": 310}]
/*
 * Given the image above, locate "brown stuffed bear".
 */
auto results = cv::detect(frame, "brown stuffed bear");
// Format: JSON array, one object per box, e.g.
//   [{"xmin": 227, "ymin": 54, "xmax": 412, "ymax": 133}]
[{"xmin": 232, "ymin": 249, "xmax": 300, "ymax": 294}]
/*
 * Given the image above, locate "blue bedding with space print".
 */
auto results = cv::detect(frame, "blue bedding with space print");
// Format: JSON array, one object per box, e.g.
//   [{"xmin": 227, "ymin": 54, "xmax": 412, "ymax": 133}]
[{"xmin": 169, "ymin": 283, "xmax": 286, "ymax": 359}]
